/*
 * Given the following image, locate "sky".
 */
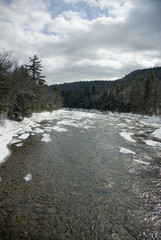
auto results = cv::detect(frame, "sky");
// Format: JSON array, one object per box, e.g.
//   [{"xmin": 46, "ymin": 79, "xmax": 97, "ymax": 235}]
[{"xmin": 0, "ymin": 0, "xmax": 161, "ymax": 84}]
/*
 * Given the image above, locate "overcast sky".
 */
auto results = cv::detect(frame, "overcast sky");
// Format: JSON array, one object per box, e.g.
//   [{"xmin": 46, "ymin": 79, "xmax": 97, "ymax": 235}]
[{"xmin": 0, "ymin": 0, "xmax": 161, "ymax": 84}]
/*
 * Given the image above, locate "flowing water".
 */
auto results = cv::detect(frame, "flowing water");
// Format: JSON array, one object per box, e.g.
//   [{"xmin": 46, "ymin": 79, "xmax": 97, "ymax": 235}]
[{"xmin": 0, "ymin": 109, "xmax": 161, "ymax": 240}]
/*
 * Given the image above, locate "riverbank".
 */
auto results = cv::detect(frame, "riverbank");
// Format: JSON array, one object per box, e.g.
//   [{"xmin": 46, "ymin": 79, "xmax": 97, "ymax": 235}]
[{"xmin": 0, "ymin": 109, "xmax": 161, "ymax": 165}]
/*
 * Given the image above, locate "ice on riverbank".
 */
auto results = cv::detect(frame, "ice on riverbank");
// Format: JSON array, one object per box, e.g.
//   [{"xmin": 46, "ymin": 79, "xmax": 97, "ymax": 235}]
[
  {"xmin": 152, "ymin": 127, "xmax": 161, "ymax": 140},
  {"xmin": 144, "ymin": 140, "xmax": 161, "ymax": 147},
  {"xmin": 0, "ymin": 109, "xmax": 161, "ymax": 165},
  {"xmin": 24, "ymin": 173, "xmax": 32, "ymax": 182},
  {"xmin": 133, "ymin": 159, "xmax": 150, "ymax": 165},
  {"xmin": 119, "ymin": 147, "xmax": 135, "ymax": 155},
  {"xmin": 0, "ymin": 140, "xmax": 11, "ymax": 164},
  {"xmin": 41, "ymin": 133, "xmax": 51, "ymax": 142},
  {"xmin": 0, "ymin": 111, "xmax": 65, "ymax": 164},
  {"xmin": 120, "ymin": 131, "xmax": 136, "ymax": 142},
  {"xmin": 53, "ymin": 126, "xmax": 67, "ymax": 132},
  {"xmin": 18, "ymin": 133, "xmax": 30, "ymax": 140},
  {"xmin": 33, "ymin": 128, "xmax": 44, "ymax": 134},
  {"xmin": 16, "ymin": 143, "xmax": 23, "ymax": 147}
]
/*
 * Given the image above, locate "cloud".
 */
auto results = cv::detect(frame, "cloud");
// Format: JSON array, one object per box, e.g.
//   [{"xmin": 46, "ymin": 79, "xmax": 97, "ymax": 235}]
[{"xmin": 0, "ymin": 0, "xmax": 161, "ymax": 84}]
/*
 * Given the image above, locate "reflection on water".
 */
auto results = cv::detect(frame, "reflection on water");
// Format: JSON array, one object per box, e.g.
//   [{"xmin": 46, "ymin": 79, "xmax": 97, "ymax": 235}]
[{"xmin": 0, "ymin": 110, "xmax": 161, "ymax": 239}]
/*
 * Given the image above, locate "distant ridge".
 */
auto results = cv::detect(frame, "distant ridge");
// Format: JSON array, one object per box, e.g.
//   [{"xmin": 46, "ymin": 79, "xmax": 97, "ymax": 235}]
[
  {"xmin": 50, "ymin": 67, "xmax": 161, "ymax": 91},
  {"xmin": 50, "ymin": 66, "xmax": 161, "ymax": 116},
  {"xmin": 121, "ymin": 67, "xmax": 161, "ymax": 83}
]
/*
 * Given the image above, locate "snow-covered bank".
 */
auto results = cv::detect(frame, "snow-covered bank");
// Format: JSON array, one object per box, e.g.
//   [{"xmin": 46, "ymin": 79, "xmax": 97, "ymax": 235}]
[
  {"xmin": 0, "ymin": 110, "xmax": 60, "ymax": 164},
  {"xmin": 0, "ymin": 109, "xmax": 96, "ymax": 164}
]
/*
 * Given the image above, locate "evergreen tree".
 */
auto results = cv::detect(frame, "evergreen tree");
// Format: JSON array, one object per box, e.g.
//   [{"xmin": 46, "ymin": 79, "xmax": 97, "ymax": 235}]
[
  {"xmin": 25, "ymin": 55, "xmax": 46, "ymax": 86},
  {"xmin": 0, "ymin": 51, "xmax": 13, "ymax": 112},
  {"xmin": 144, "ymin": 71, "xmax": 156, "ymax": 115}
]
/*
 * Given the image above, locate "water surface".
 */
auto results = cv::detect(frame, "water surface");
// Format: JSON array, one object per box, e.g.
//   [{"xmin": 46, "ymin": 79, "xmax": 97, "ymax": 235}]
[{"xmin": 0, "ymin": 110, "xmax": 161, "ymax": 239}]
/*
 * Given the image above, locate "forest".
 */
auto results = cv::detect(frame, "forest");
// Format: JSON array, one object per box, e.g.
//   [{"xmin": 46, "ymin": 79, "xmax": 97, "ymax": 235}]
[
  {"xmin": 1, "ymin": 49, "xmax": 161, "ymax": 120},
  {"xmin": 57, "ymin": 67, "xmax": 161, "ymax": 116},
  {"xmin": 0, "ymin": 51, "xmax": 62, "ymax": 121}
]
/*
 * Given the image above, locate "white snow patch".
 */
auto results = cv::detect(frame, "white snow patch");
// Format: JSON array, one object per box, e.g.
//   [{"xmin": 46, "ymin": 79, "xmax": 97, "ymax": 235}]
[
  {"xmin": 52, "ymin": 126, "xmax": 67, "ymax": 132},
  {"xmin": 18, "ymin": 133, "xmax": 30, "ymax": 140},
  {"xmin": 133, "ymin": 159, "xmax": 150, "ymax": 165},
  {"xmin": 119, "ymin": 147, "xmax": 135, "ymax": 155},
  {"xmin": 57, "ymin": 119, "xmax": 92, "ymax": 129},
  {"xmin": 43, "ymin": 126, "xmax": 53, "ymax": 132},
  {"xmin": 13, "ymin": 134, "xmax": 18, "ymax": 137},
  {"xmin": 152, "ymin": 127, "xmax": 161, "ymax": 140},
  {"xmin": 32, "ymin": 128, "xmax": 44, "ymax": 134},
  {"xmin": 57, "ymin": 119, "xmax": 76, "ymax": 126},
  {"xmin": 116, "ymin": 112, "xmax": 161, "ymax": 128},
  {"xmin": 0, "ymin": 111, "xmax": 66, "ymax": 164},
  {"xmin": 120, "ymin": 132, "xmax": 136, "ymax": 142},
  {"xmin": 18, "ymin": 130, "xmax": 25, "ymax": 135},
  {"xmin": 16, "ymin": 143, "xmax": 23, "ymax": 147},
  {"xmin": 23, "ymin": 126, "xmax": 32, "ymax": 132},
  {"xmin": 24, "ymin": 173, "xmax": 32, "ymax": 182},
  {"xmin": 10, "ymin": 138, "xmax": 21, "ymax": 144},
  {"xmin": 139, "ymin": 131, "xmax": 144, "ymax": 134},
  {"xmin": 125, "ymin": 119, "xmax": 132, "ymax": 123},
  {"xmin": 41, "ymin": 133, "xmax": 51, "ymax": 142},
  {"xmin": 144, "ymin": 140, "xmax": 161, "ymax": 147},
  {"xmin": 0, "ymin": 141, "xmax": 11, "ymax": 164}
]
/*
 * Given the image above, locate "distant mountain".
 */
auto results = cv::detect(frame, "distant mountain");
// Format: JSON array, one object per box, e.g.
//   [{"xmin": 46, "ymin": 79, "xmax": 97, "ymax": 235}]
[
  {"xmin": 50, "ymin": 66, "xmax": 161, "ymax": 116},
  {"xmin": 121, "ymin": 67, "xmax": 161, "ymax": 83},
  {"xmin": 50, "ymin": 67, "xmax": 161, "ymax": 92},
  {"xmin": 51, "ymin": 80, "xmax": 112, "ymax": 93}
]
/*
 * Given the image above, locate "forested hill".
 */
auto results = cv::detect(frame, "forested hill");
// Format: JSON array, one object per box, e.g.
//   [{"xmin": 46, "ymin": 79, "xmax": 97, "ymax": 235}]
[
  {"xmin": 122, "ymin": 67, "xmax": 161, "ymax": 83},
  {"xmin": 52, "ymin": 67, "xmax": 161, "ymax": 116},
  {"xmin": 56, "ymin": 80, "xmax": 112, "ymax": 92}
]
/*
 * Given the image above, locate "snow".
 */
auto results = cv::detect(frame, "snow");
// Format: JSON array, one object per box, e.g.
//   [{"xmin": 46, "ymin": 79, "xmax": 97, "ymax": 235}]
[
  {"xmin": 41, "ymin": 133, "xmax": 51, "ymax": 142},
  {"xmin": 0, "ymin": 111, "xmax": 69, "ymax": 164},
  {"xmin": 0, "ymin": 140, "xmax": 11, "ymax": 164},
  {"xmin": 52, "ymin": 126, "xmax": 67, "ymax": 132},
  {"xmin": 144, "ymin": 140, "xmax": 161, "ymax": 147},
  {"xmin": 57, "ymin": 119, "xmax": 92, "ymax": 129},
  {"xmin": 133, "ymin": 159, "xmax": 150, "ymax": 165},
  {"xmin": 18, "ymin": 133, "xmax": 30, "ymax": 140},
  {"xmin": 43, "ymin": 126, "xmax": 53, "ymax": 132},
  {"xmin": 120, "ymin": 131, "xmax": 136, "ymax": 142},
  {"xmin": 152, "ymin": 127, "xmax": 161, "ymax": 140},
  {"xmin": 32, "ymin": 128, "xmax": 44, "ymax": 134},
  {"xmin": 117, "ymin": 112, "xmax": 161, "ymax": 127},
  {"xmin": 16, "ymin": 143, "xmax": 23, "ymax": 147},
  {"xmin": 119, "ymin": 147, "xmax": 135, "ymax": 155},
  {"xmin": 10, "ymin": 138, "xmax": 21, "ymax": 144},
  {"xmin": 139, "ymin": 131, "xmax": 144, "ymax": 134},
  {"xmin": 24, "ymin": 173, "xmax": 32, "ymax": 182}
]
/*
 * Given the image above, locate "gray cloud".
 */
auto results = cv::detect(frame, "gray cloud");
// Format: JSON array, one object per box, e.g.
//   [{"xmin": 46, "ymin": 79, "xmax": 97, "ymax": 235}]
[{"xmin": 0, "ymin": 0, "xmax": 161, "ymax": 84}]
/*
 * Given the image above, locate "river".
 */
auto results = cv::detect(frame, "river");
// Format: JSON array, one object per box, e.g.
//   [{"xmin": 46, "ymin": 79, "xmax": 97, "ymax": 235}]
[{"xmin": 0, "ymin": 109, "xmax": 161, "ymax": 239}]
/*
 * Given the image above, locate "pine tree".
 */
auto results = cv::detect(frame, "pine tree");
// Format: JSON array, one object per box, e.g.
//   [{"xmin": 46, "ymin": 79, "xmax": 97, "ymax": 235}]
[{"xmin": 25, "ymin": 55, "xmax": 46, "ymax": 86}]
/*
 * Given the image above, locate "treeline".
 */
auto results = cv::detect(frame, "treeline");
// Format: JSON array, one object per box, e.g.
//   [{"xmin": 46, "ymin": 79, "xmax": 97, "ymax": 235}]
[
  {"xmin": 59, "ymin": 67, "xmax": 161, "ymax": 116},
  {"xmin": 0, "ymin": 51, "xmax": 62, "ymax": 121}
]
